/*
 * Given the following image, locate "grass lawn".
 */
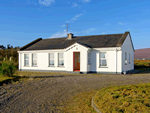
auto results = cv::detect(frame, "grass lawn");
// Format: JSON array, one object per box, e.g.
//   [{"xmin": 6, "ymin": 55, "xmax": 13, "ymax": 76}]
[
  {"xmin": 0, "ymin": 70, "xmax": 31, "ymax": 85},
  {"xmin": 94, "ymin": 83, "xmax": 150, "ymax": 113},
  {"xmin": 0, "ymin": 73, "xmax": 15, "ymax": 82},
  {"xmin": 59, "ymin": 90, "xmax": 97, "ymax": 113},
  {"xmin": 60, "ymin": 83, "xmax": 150, "ymax": 113}
]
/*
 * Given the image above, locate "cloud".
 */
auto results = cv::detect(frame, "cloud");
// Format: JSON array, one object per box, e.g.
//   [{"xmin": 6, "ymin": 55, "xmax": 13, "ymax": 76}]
[
  {"xmin": 82, "ymin": 0, "xmax": 91, "ymax": 3},
  {"xmin": 82, "ymin": 10, "xmax": 86, "ymax": 12},
  {"xmin": 65, "ymin": 21, "xmax": 70, "ymax": 23},
  {"xmin": 39, "ymin": 0, "xmax": 54, "ymax": 6},
  {"xmin": 71, "ymin": 13, "xmax": 83, "ymax": 21},
  {"xmin": 72, "ymin": 2, "xmax": 78, "ymax": 7},
  {"xmin": 81, "ymin": 28, "xmax": 96, "ymax": 33},
  {"xmin": 50, "ymin": 31, "xmax": 67, "ymax": 38},
  {"xmin": 27, "ymin": 0, "xmax": 37, "ymax": 5},
  {"xmin": 105, "ymin": 23, "xmax": 111, "ymax": 25},
  {"xmin": 101, "ymin": 32, "xmax": 106, "ymax": 34},
  {"xmin": 62, "ymin": 25, "xmax": 66, "ymax": 27},
  {"xmin": 50, "ymin": 28, "xmax": 96, "ymax": 38},
  {"xmin": 118, "ymin": 22, "xmax": 123, "ymax": 25}
]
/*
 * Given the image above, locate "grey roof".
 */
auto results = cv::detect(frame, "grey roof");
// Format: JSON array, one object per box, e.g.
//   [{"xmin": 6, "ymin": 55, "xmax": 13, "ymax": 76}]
[{"xmin": 20, "ymin": 31, "xmax": 131, "ymax": 51}]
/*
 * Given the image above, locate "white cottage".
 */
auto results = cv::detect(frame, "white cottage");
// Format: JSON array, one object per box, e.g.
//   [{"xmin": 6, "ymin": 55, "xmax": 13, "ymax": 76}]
[{"xmin": 18, "ymin": 31, "xmax": 134, "ymax": 74}]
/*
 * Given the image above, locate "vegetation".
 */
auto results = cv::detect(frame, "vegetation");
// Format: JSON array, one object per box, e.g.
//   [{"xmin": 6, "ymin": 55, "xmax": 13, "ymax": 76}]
[
  {"xmin": 94, "ymin": 83, "xmax": 150, "ymax": 113},
  {"xmin": 1, "ymin": 59, "xmax": 17, "ymax": 77},
  {"xmin": 0, "ymin": 44, "xmax": 19, "ymax": 82},
  {"xmin": 59, "ymin": 90, "xmax": 97, "ymax": 113},
  {"xmin": 0, "ymin": 44, "xmax": 19, "ymax": 64},
  {"xmin": 134, "ymin": 60, "xmax": 150, "ymax": 68},
  {"xmin": 0, "ymin": 73, "xmax": 15, "ymax": 82}
]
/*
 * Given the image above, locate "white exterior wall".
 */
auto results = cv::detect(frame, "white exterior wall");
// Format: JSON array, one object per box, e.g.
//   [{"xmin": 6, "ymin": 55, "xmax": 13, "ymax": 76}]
[
  {"xmin": 19, "ymin": 50, "xmax": 67, "ymax": 71},
  {"xmin": 89, "ymin": 48, "xmax": 122, "ymax": 73},
  {"xmin": 66, "ymin": 43, "xmax": 88, "ymax": 72},
  {"xmin": 18, "ymin": 43, "xmax": 88, "ymax": 72},
  {"xmin": 121, "ymin": 34, "xmax": 134, "ymax": 72}
]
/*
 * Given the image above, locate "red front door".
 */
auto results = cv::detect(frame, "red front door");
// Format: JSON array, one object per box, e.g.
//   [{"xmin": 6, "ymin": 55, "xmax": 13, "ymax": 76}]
[{"xmin": 73, "ymin": 52, "xmax": 80, "ymax": 71}]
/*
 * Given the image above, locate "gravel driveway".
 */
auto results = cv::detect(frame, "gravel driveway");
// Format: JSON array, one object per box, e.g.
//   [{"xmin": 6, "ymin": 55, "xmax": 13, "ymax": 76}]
[{"xmin": 0, "ymin": 74, "xmax": 150, "ymax": 113}]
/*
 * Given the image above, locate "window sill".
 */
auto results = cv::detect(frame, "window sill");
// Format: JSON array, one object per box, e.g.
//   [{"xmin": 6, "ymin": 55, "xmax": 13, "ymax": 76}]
[
  {"xmin": 99, "ymin": 66, "xmax": 108, "ymax": 68},
  {"xmin": 32, "ymin": 66, "xmax": 38, "ymax": 67},
  {"xmin": 24, "ymin": 66, "xmax": 30, "ymax": 67},
  {"xmin": 48, "ymin": 66, "xmax": 55, "ymax": 67},
  {"xmin": 57, "ymin": 66, "xmax": 65, "ymax": 68}
]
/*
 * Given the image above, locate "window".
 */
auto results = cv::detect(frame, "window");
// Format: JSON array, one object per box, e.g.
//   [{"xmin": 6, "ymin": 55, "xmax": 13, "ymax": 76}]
[
  {"xmin": 125, "ymin": 52, "xmax": 127, "ymax": 65},
  {"xmin": 88, "ymin": 52, "xmax": 90, "ymax": 65},
  {"xmin": 32, "ymin": 54, "xmax": 37, "ymax": 66},
  {"xmin": 24, "ymin": 54, "xmax": 29, "ymax": 66},
  {"xmin": 129, "ymin": 53, "xmax": 131, "ymax": 64},
  {"xmin": 58, "ymin": 53, "xmax": 64, "ymax": 66},
  {"xmin": 49, "ymin": 53, "xmax": 54, "ymax": 66},
  {"xmin": 100, "ymin": 52, "xmax": 107, "ymax": 67}
]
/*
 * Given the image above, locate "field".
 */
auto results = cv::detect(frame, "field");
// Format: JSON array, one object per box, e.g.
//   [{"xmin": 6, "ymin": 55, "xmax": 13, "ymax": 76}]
[
  {"xmin": 134, "ymin": 60, "xmax": 150, "ymax": 67},
  {"xmin": 94, "ymin": 83, "xmax": 150, "ymax": 113}
]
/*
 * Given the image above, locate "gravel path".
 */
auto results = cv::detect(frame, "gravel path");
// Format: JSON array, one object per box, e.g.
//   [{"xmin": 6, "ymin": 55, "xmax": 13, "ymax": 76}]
[{"xmin": 0, "ymin": 74, "xmax": 150, "ymax": 113}]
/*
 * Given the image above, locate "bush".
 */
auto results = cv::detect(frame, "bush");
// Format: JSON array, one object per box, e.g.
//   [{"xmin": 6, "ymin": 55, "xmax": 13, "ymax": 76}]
[{"xmin": 1, "ymin": 60, "xmax": 16, "ymax": 76}]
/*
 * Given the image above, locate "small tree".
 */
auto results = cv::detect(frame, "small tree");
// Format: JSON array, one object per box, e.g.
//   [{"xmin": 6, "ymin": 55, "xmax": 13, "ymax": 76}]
[{"xmin": 1, "ymin": 58, "xmax": 16, "ymax": 76}]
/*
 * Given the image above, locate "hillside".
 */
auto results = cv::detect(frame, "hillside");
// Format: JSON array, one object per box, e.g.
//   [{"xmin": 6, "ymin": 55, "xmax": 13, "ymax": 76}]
[{"xmin": 134, "ymin": 48, "xmax": 150, "ymax": 59}]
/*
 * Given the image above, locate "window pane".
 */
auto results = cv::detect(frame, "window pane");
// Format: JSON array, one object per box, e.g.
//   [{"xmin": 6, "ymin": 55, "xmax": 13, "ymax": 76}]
[
  {"xmin": 50, "ymin": 53, "xmax": 54, "ymax": 59},
  {"xmin": 100, "ymin": 59, "xmax": 107, "ymax": 66},
  {"xmin": 32, "ymin": 60, "xmax": 37, "ymax": 66},
  {"xmin": 25, "ymin": 60, "xmax": 29, "ymax": 66},
  {"xmin": 25, "ymin": 54, "xmax": 29, "ymax": 59},
  {"xmin": 59, "ymin": 53, "xmax": 63, "ymax": 59},
  {"xmin": 125, "ymin": 53, "xmax": 127, "ymax": 60},
  {"xmin": 101, "ymin": 52, "xmax": 106, "ymax": 58},
  {"xmin": 33, "ymin": 54, "xmax": 37, "ymax": 59},
  {"xmin": 50, "ymin": 60, "xmax": 54, "ymax": 65},
  {"xmin": 59, "ymin": 60, "xmax": 64, "ymax": 66}
]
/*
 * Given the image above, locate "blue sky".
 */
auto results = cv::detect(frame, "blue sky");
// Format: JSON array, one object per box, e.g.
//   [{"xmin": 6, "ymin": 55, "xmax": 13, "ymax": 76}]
[{"xmin": 0, "ymin": 0, "xmax": 150, "ymax": 49}]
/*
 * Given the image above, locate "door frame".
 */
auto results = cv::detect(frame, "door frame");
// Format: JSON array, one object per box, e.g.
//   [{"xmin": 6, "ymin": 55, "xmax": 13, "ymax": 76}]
[{"xmin": 73, "ymin": 52, "xmax": 80, "ymax": 71}]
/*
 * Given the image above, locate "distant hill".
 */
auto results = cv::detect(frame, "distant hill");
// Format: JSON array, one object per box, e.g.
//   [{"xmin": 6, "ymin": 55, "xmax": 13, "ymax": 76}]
[{"xmin": 134, "ymin": 48, "xmax": 150, "ymax": 60}]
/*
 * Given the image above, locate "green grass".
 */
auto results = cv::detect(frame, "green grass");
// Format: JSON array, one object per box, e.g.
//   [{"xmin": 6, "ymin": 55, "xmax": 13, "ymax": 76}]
[
  {"xmin": 0, "ymin": 73, "xmax": 15, "ymax": 82},
  {"xmin": 94, "ymin": 83, "xmax": 150, "ymax": 113}
]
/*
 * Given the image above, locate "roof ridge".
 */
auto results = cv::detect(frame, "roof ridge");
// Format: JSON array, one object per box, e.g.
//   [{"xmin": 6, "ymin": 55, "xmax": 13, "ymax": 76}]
[
  {"xmin": 74, "ymin": 33, "xmax": 124, "ymax": 38},
  {"xmin": 43, "ymin": 37, "xmax": 67, "ymax": 40},
  {"xmin": 42, "ymin": 33, "xmax": 124, "ymax": 40},
  {"xmin": 116, "ymin": 31, "xmax": 129, "ymax": 47}
]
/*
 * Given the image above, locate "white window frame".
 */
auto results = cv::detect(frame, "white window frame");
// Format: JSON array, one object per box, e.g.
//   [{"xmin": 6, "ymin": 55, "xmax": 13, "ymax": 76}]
[
  {"xmin": 49, "ymin": 53, "xmax": 55, "ymax": 67},
  {"xmin": 58, "ymin": 53, "xmax": 64, "ymax": 67},
  {"xmin": 125, "ymin": 52, "xmax": 127, "ymax": 65},
  {"xmin": 32, "ymin": 54, "xmax": 37, "ymax": 66},
  {"xmin": 99, "ymin": 52, "xmax": 107, "ymax": 67},
  {"xmin": 24, "ymin": 54, "xmax": 29, "ymax": 66}
]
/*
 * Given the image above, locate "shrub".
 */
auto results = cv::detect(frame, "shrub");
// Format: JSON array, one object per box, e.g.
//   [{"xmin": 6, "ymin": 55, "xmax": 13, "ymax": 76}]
[{"xmin": 1, "ymin": 60, "xmax": 16, "ymax": 76}]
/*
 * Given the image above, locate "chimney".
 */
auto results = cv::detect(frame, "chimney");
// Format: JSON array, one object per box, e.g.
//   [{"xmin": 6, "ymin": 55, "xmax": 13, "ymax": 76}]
[{"xmin": 67, "ymin": 33, "xmax": 73, "ymax": 40}]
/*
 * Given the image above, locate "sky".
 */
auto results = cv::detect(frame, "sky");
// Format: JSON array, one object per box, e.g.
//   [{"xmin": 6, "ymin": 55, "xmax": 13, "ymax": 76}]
[{"xmin": 0, "ymin": 0, "xmax": 150, "ymax": 49}]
